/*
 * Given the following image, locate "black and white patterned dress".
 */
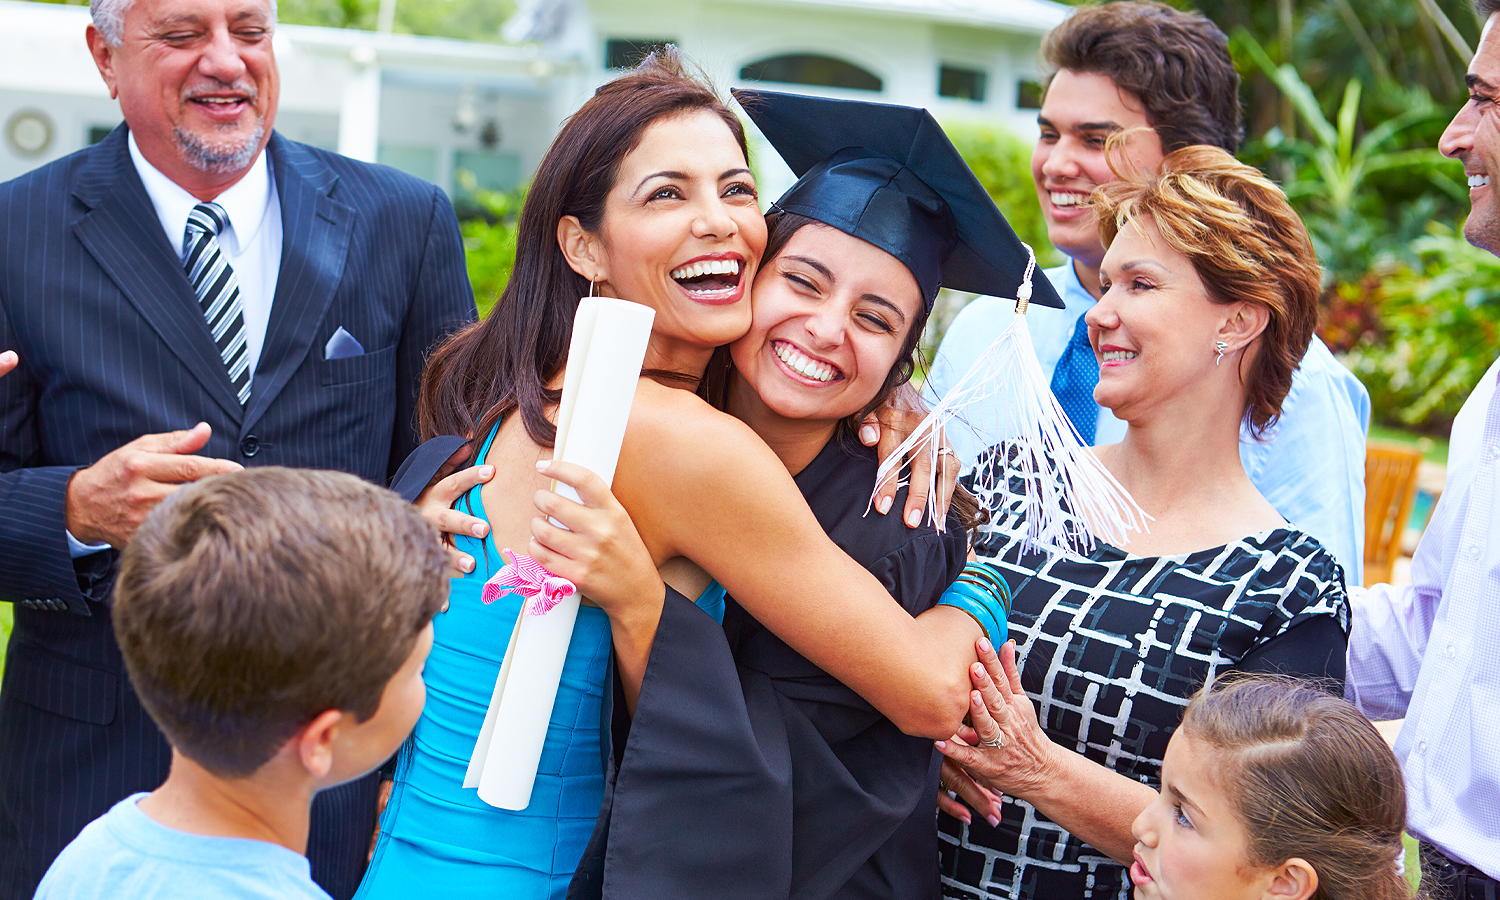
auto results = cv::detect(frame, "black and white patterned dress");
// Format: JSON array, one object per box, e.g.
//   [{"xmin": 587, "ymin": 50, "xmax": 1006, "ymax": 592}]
[{"xmin": 938, "ymin": 461, "xmax": 1350, "ymax": 900}]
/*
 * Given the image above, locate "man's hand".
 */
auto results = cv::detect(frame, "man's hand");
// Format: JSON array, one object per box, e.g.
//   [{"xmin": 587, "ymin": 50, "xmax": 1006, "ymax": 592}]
[
  {"xmin": 65, "ymin": 422, "xmax": 243, "ymax": 547},
  {"xmin": 0, "ymin": 350, "xmax": 16, "ymax": 379}
]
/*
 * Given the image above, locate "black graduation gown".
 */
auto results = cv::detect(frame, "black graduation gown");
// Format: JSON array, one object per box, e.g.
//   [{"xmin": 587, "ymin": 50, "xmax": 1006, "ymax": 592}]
[{"xmin": 569, "ymin": 438, "xmax": 968, "ymax": 900}]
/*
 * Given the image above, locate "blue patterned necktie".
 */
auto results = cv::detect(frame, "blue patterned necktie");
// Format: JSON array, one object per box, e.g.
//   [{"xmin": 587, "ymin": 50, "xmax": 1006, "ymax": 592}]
[
  {"xmin": 1049, "ymin": 312, "xmax": 1099, "ymax": 444},
  {"xmin": 183, "ymin": 202, "xmax": 251, "ymax": 405}
]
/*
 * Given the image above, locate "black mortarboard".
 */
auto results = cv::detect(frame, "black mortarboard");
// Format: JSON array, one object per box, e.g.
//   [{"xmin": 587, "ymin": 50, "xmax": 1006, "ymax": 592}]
[{"xmin": 733, "ymin": 88, "xmax": 1064, "ymax": 312}]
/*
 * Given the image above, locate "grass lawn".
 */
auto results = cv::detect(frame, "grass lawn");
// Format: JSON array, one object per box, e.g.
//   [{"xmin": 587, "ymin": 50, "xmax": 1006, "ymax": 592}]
[
  {"xmin": 1405, "ymin": 834, "xmax": 1422, "ymax": 890},
  {"xmin": 1370, "ymin": 424, "xmax": 1450, "ymax": 465}
]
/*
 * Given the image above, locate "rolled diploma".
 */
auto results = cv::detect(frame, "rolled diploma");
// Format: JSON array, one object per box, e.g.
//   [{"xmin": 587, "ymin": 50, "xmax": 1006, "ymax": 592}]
[{"xmin": 463, "ymin": 296, "xmax": 656, "ymax": 810}]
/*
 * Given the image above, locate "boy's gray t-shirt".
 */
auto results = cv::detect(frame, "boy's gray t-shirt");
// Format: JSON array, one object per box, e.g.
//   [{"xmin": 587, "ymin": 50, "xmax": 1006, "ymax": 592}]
[{"xmin": 35, "ymin": 793, "xmax": 334, "ymax": 900}]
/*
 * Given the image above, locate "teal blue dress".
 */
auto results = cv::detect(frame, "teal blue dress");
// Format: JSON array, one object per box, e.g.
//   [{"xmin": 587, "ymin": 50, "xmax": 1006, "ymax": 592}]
[{"xmin": 358, "ymin": 424, "xmax": 725, "ymax": 900}]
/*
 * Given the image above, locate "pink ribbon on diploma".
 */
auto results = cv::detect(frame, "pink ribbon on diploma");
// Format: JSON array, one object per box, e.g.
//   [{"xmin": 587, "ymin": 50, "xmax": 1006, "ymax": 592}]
[{"xmin": 481, "ymin": 550, "xmax": 577, "ymax": 616}]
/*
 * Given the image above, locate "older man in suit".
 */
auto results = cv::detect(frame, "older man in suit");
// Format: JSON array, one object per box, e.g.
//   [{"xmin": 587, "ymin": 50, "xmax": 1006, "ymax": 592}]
[{"xmin": 0, "ymin": 0, "xmax": 476, "ymax": 893}]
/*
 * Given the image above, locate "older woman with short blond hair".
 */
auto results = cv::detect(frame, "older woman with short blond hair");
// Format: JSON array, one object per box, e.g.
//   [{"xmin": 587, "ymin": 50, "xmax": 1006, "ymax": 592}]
[{"xmin": 937, "ymin": 145, "xmax": 1350, "ymax": 900}]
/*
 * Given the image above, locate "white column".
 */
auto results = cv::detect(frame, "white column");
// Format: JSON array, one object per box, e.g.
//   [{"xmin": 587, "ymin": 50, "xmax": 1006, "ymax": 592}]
[{"xmin": 338, "ymin": 46, "xmax": 381, "ymax": 163}]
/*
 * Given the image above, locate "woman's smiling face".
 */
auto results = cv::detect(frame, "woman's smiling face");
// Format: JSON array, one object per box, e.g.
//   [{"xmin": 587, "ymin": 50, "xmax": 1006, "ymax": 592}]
[
  {"xmin": 730, "ymin": 222, "xmax": 922, "ymax": 427},
  {"xmin": 590, "ymin": 108, "xmax": 767, "ymax": 362},
  {"xmin": 1087, "ymin": 215, "xmax": 1233, "ymax": 423}
]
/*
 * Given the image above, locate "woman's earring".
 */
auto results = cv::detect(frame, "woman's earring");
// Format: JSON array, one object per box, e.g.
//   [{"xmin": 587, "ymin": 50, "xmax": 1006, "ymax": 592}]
[
  {"xmin": 589, "ymin": 277, "xmax": 598, "ymax": 298},
  {"xmin": 1214, "ymin": 340, "xmax": 1229, "ymax": 366}
]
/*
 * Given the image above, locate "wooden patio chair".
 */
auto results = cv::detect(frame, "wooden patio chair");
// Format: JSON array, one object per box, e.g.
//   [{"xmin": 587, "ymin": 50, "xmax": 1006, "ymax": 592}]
[{"xmin": 1364, "ymin": 442, "xmax": 1424, "ymax": 586}]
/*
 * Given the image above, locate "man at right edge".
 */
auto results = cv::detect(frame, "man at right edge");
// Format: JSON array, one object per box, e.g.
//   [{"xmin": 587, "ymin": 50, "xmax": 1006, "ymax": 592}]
[{"xmin": 1347, "ymin": 1, "xmax": 1500, "ymax": 894}]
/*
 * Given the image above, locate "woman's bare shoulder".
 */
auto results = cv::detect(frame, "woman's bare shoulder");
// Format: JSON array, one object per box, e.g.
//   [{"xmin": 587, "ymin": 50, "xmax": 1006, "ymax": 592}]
[
  {"xmin": 617, "ymin": 379, "xmax": 804, "ymax": 557},
  {"xmin": 627, "ymin": 380, "xmax": 767, "ymax": 452}
]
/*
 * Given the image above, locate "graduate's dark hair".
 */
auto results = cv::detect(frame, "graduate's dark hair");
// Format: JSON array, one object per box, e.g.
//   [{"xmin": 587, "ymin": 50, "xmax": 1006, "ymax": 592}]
[
  {"xmin": 419, "ymin": 48, "xmax": 748, "ymax": 447},
  {"xmin": 1478, "ymin": 0, "xmax": 1500, "ymax": 19}
]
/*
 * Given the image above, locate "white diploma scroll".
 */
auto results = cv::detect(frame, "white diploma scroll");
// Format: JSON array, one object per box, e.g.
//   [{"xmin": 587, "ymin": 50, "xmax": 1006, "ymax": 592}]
[{"xmin": 463, "ymin": 296, "xmax": 656, "ymax": 810}]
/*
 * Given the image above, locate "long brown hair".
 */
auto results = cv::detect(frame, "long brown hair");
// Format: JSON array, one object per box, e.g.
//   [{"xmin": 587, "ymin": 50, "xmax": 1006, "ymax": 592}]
[
  {"xmin": 418, "ymin": 48, "xmax": 748, "ymax": 447},
  {"xmin": 1181, "ymin": 676, "xmax": 1410, "ymax": 900}
]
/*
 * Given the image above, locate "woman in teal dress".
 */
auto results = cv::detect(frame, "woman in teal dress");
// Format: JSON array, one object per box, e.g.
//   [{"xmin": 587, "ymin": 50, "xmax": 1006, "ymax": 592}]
[
  {"xmin": 358, "ymin": 51, "xmax": 1043, "ymax": 900},
  {"xmin": 362, "ymin": 421, "xmax": 725, "ymax": 899}
]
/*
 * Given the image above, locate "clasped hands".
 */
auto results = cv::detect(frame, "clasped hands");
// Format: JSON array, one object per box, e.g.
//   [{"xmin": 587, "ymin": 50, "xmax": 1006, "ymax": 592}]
[{"xmin": 935, "ymin": 637, "xmax": 1060, "ymax": 829}]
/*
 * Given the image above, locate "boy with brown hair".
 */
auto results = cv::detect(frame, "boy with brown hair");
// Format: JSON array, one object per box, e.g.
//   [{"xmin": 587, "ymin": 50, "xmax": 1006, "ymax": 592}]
[{"xmin": 35, "ymin": 467, "xmax": 448, "ymax": 900}]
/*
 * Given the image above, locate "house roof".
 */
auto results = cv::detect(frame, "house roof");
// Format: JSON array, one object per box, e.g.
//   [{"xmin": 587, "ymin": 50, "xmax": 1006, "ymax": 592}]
[
  {"xmin": 727, "ymin": 0, "xmax": 1070, "ymax": 33},
  {"xmin": 507, "ymin": 0, "xmax": 1070, "ymax": 44}
]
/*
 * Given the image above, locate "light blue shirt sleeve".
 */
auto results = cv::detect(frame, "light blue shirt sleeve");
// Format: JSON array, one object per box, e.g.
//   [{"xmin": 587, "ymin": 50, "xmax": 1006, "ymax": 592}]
[
  {"xmin": 927, "ymin": 264, "xmax": 1097, "ymax": 465},
  {"xmin": 1239, "ymin": 337, "xmax": 1369, "ymax": 583},
  {"xmin": 36, "ymin": 794, "xmax": 335, "ymax": 900},
  {"xmin": 1345, "ymin": 355, "xmax": 1500, "ymax": 877}
]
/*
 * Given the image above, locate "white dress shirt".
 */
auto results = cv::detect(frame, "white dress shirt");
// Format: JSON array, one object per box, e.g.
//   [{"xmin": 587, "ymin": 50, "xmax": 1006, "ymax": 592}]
[
  {"xmin": 927, "ymin": 260, "xmax": 1371, "ymax": 581},
  {"xmin": 68, "ymin": 138, "xmax": 283, "ymax": 557},
  {"xmin": 128, "ymin": 132, "xmax": 282, "ymax": 376},
  {"xmin": 1347, "ymin": 354, "xmax": 1500, "ymax": 878}
]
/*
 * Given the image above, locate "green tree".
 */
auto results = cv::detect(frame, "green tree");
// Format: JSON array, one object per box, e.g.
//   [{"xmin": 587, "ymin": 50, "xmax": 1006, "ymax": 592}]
[
  {"xmin": 922, "ymin": 120, "xmax": 1059, "ymax": 362},
  {"xmin": 456, "ymin": 176, "xmax": 525, "ymax": 316},
  {"xmin": 1344, "ymin": 227, "xmax": 1500, "ymax": 434},
  {"xmin": 1238, "ymin": 33, "xmax": 1455, "ymax": 290}
]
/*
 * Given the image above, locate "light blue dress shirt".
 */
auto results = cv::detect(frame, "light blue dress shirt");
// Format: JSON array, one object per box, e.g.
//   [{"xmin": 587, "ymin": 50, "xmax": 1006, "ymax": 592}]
[
  {"xmin": 1347, "ymin": 355, "xmax": 1500, "ymax": 879},
  {"xmin": 928, "ymin": 261, "xmax": 1371, "ymax": 582}
]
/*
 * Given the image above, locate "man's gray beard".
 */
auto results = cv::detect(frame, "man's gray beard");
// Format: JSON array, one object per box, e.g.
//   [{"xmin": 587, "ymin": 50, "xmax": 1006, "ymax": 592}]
[{"xmin": 175, "ymin": 122, "xmax": 265, "ymax": 176}]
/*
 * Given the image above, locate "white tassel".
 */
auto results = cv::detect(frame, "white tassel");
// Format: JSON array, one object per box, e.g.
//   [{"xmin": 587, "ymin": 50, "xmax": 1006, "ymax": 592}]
[{"xmin": 873, "ymin": 244, "xmax": 1151, "ymax": 556}]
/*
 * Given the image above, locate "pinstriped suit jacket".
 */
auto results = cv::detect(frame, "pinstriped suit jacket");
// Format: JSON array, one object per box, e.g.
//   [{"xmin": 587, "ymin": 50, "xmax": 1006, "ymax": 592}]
[{"xmin": 0, "ymin": 126, "xmax": 476, "ymax": 898}]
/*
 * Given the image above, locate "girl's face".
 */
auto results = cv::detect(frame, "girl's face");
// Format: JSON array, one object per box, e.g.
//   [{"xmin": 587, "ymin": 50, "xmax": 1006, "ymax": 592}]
[
  {"xmin": 591, "ymin": 109, "xmax": 767, "ymax": 364},
  {"xmin": 1131, "ymin": 732, "xmax": 1279, "ymax": 900},
  {"xmin": 730, "ymin": 223, "xmax": 922, "ymax": 427},
  {"xmin": 1087, "ymin": 215, "xmax": 1244, "ymax": 422}
]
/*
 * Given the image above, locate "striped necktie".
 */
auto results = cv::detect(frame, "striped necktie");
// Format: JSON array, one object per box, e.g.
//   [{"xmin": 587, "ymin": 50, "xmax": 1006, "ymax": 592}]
[
  {"xmin": 183, "ymin": 202, "xmax": 251, "ymax": 405},
  {"xmin": 1048, "ymin": 311, "xmax": 1099, "ymax": 445}
]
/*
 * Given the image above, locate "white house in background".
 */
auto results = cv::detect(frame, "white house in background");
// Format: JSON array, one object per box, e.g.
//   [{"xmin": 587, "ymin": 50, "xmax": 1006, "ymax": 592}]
[{"xmin": 0, "ymin": 0, "xmax": 1066, "ymax": 195}]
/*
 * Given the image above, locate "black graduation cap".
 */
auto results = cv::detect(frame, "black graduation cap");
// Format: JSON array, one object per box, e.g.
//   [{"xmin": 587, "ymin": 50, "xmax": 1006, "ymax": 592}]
[{"xmin": 733, "ymin": 88, "xmax": 1064, "ymax": 312}]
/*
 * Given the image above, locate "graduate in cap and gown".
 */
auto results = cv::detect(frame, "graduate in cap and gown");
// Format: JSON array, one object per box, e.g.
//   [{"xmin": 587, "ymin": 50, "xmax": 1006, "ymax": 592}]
[{"xmin": 547, "ymin": 88, "xmax": 1062, "ymax": 900}]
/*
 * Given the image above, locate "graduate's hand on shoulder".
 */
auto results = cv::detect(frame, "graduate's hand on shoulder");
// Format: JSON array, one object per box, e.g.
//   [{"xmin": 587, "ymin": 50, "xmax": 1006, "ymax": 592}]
[
  {"xmin": 531, "ymin": 459, "xmax": 664, "ymax": 621},
  {"xmin": 862, "ymin": 382, "xmax": 959, "ymax": 529},
  {"xmin": 0, "ymin": 350, "xmax": 16, "ymax": 379}
]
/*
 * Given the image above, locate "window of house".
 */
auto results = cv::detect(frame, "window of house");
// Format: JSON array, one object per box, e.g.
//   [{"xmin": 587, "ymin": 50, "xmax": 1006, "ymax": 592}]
[
  {"xmin": 1016, "ymin": 79, "xmax": 1044, "ymax": 110},
  {"xmin": 938, "ymin": 64, "xmax": 987, "ymax": 102},
  {"xmin": 739, "ymin": 54, "xmax": 882, "ymax": 92},
  {"xmin": 605, "ymin": 38, "xmax": 675, "ymax": 70}
]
